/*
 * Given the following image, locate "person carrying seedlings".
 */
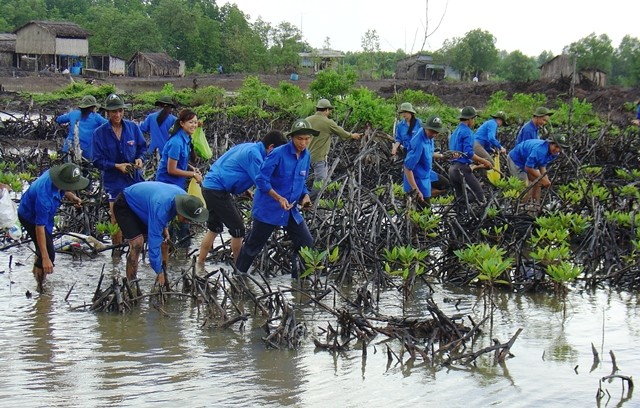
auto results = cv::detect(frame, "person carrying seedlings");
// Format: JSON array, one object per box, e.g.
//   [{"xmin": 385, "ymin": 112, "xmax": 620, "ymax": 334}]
[
  {"xmin": 155, "ymin": 108, "xmax": 203, "ymax": 248},
  {"xmin": 403, "ymin": 115, "xmax": 446, "ymax": 203},
  {"xmin": 448, "ymin": 106, "xmax": 493, "ymax": 208},
  {"xmin": 507, "ymin": 134, "xmax": 568, "ymax": 211},
  {"xmin": 514, "ymin": 107, "xmax": 553, "ymax": 145},
  {"xmin": 56, "ymin": 95, "xmax": 108, "ymax": 161},
  {"xmin": 391, "ymin": 102, "xmax": 422, "ymax": 157},
  {"xmin": 155, "ymin": 109, "xmax": 202, "ymax": 189},
  {"xmin": 196, "ymin": 130, "xmax": 287, "ymax": 270},
  {"xmin": 113, "ymin": 181, "xmax": 208, "ymax": 287},
  {"xmin": 93, "ymin": 93, "xmax": 147, "ymax": 250},
  {"xmin": 17, "ymin": 163, "xmax": 89, "ymax": 291},
  {"xmin": 473, "ymin": 111, "xmax": 508, "ymax": 165},
  {"xmin": 139, "ymin": 95, "xmax": 177, "ymax": 157},
  {"xmin": 306, "ymin": 98, "xmax": 361, "ymax": 185},
  {"xmin": 235, "ymin": 119, "xmax": 319, "ymax": 278}
]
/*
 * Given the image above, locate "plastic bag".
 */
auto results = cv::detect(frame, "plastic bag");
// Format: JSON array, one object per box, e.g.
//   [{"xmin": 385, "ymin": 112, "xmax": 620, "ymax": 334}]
[
  {"xmin": 487, "ymin": 153, "xmax": 501, "ymax": 185},
  {"xmin": 187, "ymin": 178, "xmax": 206, "ymax": 209},
  {"xmin": 192, "ymin": 127, "xmax": 212, "ymax": 160},
  {"xmin": 0, "ymin": 188, "xmax": 17, "ymax": 228}
]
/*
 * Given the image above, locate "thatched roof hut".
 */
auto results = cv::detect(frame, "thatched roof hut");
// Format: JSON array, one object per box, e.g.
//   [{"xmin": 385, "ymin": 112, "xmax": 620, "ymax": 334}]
[
  {"xmin": 395, "ymin": 54, "xmax": 447, "ymax": 81},
  {"xmin": 127, "ymin": 52, "xmax": 183, "ymax": 77}
]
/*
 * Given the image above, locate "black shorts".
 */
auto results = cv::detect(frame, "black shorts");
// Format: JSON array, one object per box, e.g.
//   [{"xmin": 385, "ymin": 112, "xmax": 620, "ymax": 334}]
[
  {"xmin": 19, "ymin": 216, "xmax": 55, "ymax": 268},
  {"xmin": 201, "ymin": 188, "xmax": 245, "ymax": 238},
  {"xmin": 113, "ymin": 193, "xmax": 146, "ymax": 240},
  {"xmin": 432, "ymin": 173, "xmax": 450, "ymax": 191}
]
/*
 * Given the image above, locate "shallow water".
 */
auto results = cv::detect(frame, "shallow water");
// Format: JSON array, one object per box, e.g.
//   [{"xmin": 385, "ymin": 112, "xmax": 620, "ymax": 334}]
[{"xmin": 0, "ymin": 239, "xmax": 637, "ymax": 408}]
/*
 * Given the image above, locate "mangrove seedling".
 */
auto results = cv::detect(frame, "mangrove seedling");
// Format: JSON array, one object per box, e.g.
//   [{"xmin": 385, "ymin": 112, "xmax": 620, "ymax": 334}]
[
  {"xmin": 546, "ymin": 261, "xmax": 583, "ymax": 297},
  {"xmin": 97, "ymin": 222, "xmax": 120, "ymax": 236},
  {"xmin": 299, "ymin": 246, "xmax": 339, "ymax": 279}
]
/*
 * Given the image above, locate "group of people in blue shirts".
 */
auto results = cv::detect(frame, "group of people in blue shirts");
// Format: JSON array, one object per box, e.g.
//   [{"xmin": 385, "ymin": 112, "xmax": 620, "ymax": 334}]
[
  {"xmin": 17, "ymin": 93, "xmax": 571, "ymax": 292},
  {"xmin": 393, "ymin": 103, "xmax": 568, "ymax": 212},
  {"xmin": 19, "ymin": 93, "xmax": 324, "ymax": 291}
]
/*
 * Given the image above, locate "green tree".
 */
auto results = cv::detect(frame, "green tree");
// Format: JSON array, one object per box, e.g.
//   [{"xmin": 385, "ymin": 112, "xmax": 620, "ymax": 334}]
[
  {"xmin": 269, "ymin": 21, "xmax": 305, "ymax": 74},
  {"xmin": 441, "ymin": 29, "xmax": 499, "ymax": 80},
  {"xmin": 611, "ymin": 35, "xmax": 640, "ymax": 86},
  {"xmin": 565, "ymin": 33, "xmax": 614, "ymax": 73},
  {"xmin": 80, "ymin": 5, "xmax": 163, "ymax": 59},
  {"xmin": 219, "ymin": 4, "xmax": 266, "ymax": 72},
  {"xmin": 361, "ymin": 29, "xmax": 381, "ymax": 78},
  {"xmin": 0, "ymin": 0, "xmax": 47, "ymax": 31},
  {"xmin": 498, "ymin": 50, "xmax": 539, "ymax": 82},
  {"xmin": 537, "ymin": 50, "xmax": 555, "ymax": 66}
]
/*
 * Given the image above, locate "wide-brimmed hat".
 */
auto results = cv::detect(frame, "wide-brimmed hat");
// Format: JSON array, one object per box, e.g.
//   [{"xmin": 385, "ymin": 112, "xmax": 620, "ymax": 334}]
[
  {"xmin": 103, "ymin": 93, "xmax": 131, "ymax": 111},
  {"xmin": 423, "ymin": 115, "xmax": 444, "ymax": 133},
  {"xmin": 458, "ymin": 106, "xmax": 478, "ymax": 120},
  {"xmin": 533, "ymin": 107, "xmax": 553, "ymax": 117},
  {"xmin": 548, "ymin": 133, "xmax": 569, "ymax": 148},
  {"xmin": 316, "ymin": 98, "xmax": 334, "ymax": 109},
  {"xmin": 398, "ymin": 102, "xmax": 416, "ymax": 114},
  {"xmin": 155, "ymin": 95, "xmax": 177, "ymax": 108},
  {"xmin": 49, "ymin": 163, "xmax": 90, "ymax": 191},
  {"xmin": 287, "ymin": 118, "xmax": 320, "ymax": 138},
  {"xmin": 78, "ymin": 95, "xmax": 99, "ymax": 109},
  {"xmin": 490, "ymin": 110, "xmax": 508, "ymax": 126},
  {"xmin": 175, "ymin": 194, "xmax": 208, "ymax": 223}
]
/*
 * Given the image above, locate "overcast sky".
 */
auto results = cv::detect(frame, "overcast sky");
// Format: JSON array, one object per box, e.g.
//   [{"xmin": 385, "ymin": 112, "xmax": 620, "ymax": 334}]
[{"xmin": 222, "ymin": 0, "xmax": 637, "ymax": 57}]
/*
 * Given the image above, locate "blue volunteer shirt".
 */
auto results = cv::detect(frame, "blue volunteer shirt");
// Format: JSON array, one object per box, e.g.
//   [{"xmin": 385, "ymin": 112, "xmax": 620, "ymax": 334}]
[
  {"xmin": 395, "ymin": 118, "xmax": 424, "ymax": 149},
  {"xmin": 509, "ymin": 139, "xmax": 558, "ymax": 171},
  {"xmin": 403, "ymin": 128, "xmax": 433, "ymax": 198},
  {"xmin": 515, "ymin": 120, "xmax": 539, "ymax": 145},
  {"xmin": 140, "ymin": 110, "xmax": 177, "ymax": 154},
  {"xmin": 156, "ymin": 129, "xmax": 192, "ymax": 189},
  {"xmin": 122, "ymin": 181, "xmax": 185, "ymax": 274},
  {"xmin": 202, "ymin": 142, "xmax": 266, "ymax": 194},
  {"xmin": 474, "ymin": 118, "xmax": 502, "ymax": 152},
  {"xmin": 449, "ymin": 122, "xmax": 475, "ymax": 165},
  {"xmin": 253, "ymin": 141, "xmax": 310, "ymax": 226},
  {"xmin": 93, "ymin": 119, "xmax": 146, "ymax": 196},
  {"xmin": 57, "ymin": 110, "xmax": 108, "ymax": 160},
  {"xmin": 17, "ymin": 170, "xmax": 64, "ymax": 234}
]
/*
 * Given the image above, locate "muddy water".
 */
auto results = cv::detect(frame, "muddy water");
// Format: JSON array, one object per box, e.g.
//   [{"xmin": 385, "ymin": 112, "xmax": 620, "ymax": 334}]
[{"xmin": 0, "ymin": 241, "xmax": 637, "ymax": 408}]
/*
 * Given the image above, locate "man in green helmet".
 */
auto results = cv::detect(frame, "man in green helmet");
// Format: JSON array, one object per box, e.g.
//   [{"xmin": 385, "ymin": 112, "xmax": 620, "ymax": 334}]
[{"xmin": 306, "ymin": 98, "xmax": 361, "ymax": 186}]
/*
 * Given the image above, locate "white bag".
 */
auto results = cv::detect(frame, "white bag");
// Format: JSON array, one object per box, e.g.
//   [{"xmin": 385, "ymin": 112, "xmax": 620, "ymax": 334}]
[{"xmin": 0, "ymin": 188, "xmax": 18, "ymax": 229}]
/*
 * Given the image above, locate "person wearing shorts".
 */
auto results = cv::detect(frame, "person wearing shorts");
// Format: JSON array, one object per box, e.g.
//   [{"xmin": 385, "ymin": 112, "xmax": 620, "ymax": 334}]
[
  {"xmin": 197, "ymin": 130, "xmax": 287, "ymax": 267},
  {"xmin": 17, "ymin": 163, "xmax": 89, "ymax": 291},
  {"xmin": 113, "ymin": 181, "xmax": 207, "ymax": 287}
]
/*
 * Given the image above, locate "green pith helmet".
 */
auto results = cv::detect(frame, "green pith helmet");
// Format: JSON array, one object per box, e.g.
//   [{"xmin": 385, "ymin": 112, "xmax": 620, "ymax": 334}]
[
  {"xmin": 287, "ymin": 118, "xmax": 320, "ymax": 138},
  {"xmin": 533, "ymin": 107, "xmax": 553, "ymax": 117},
  {"xmin": 103, "ymin": 94, "xmax": 130, "ymax": 111},
  {"xmin": 490, "ymin": 111, "xmax": 508, "ymax": 126},
  {"xmin": 155, "ymin": 95, "xmax": 177, "ymax": 108},
  {"xmin": 316, "ymin": 98, "xmax": 334, "ymax": 109},
  {"xmin": 548, "ymin": 133, "xmax": 569, "ymax": 148},
  {"xmin": 49, "ymin": 163, "xmax": 90, "ymax": 191},
  {"xmin": 398, "ymin": 102, "xmax": 416, "ymax": 114},
  {"xmin": 175, "ymin": 194, "xmax": 208, "ymax": 223},
  {"xmin": 458, "ymin": 106, "xmax": 478, "ymax": 120},
  {"xmin": 78, "ymin": 95, "xmax": 99, "ymax": 109},
  {"xmin": 423, "ymin": 115, "xmax": 444, "ymax": 133}
]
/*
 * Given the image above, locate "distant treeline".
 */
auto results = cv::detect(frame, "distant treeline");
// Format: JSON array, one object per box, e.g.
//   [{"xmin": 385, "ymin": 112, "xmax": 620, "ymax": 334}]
[{"xmin": 1, "ymin": 0, "xmax": 639, "ymax": 85}]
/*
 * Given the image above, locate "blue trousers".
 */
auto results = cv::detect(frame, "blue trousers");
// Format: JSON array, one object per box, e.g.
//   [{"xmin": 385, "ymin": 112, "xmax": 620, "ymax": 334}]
[{"xmin": 236, "ymin": 215, "xmax": 314, "ymax": 277}]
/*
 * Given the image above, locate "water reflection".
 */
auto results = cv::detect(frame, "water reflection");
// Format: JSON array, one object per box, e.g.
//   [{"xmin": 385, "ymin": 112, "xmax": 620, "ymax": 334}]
[{"xmin": 0, "ymin": 246, "xmax": 639, "ymax": 407}]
